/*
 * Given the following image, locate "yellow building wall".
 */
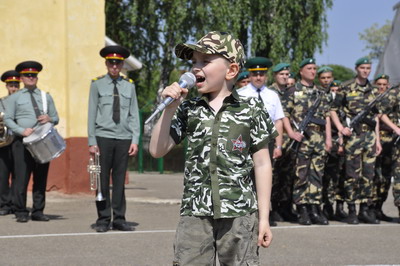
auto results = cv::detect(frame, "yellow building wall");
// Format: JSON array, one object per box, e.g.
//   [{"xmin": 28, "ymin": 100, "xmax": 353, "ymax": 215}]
[
  {"xmin": 0, "ymin": 0, "xmax": 107, "ymax": 193},
  {"xmin": 0, "ymin": 0, "xmax": 106, "ymax": 138}
]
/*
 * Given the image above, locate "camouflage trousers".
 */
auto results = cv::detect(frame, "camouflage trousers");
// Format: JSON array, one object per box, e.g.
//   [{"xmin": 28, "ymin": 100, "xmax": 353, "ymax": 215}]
[
  {"xmin": 392, "ymin": 139, "xmax": 400, "ymax": 207},
  {"xmin": 344, "ymin": 130, "xmax": 377, "ymax": 204},
  {"xmin": 293, "ymin": 130, "xmax": 326, "ymax": 205},
  {"xmin": 322, "ymin": 144, "xmax": 346, "ymax": 206},
  {"xmin": 173, "ymin": 212, "xmax": 260, "ymax": 265},
  {"xmin": 372, "ymin": 137, "xmax": 395, "ymax": 203}
]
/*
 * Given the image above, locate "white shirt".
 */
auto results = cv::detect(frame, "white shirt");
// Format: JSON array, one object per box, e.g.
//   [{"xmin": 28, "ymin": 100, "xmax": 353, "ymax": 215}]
[{"xmin": 237, "ymin": 83, "xmax": 285, "ymax": 123}]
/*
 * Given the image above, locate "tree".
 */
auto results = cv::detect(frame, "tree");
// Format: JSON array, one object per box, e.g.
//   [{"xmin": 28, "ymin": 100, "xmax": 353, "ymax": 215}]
[
  {"xmin": 327, "ymin": 64, "xmax": 355, "ymax": 82},
  {"xmin": 105, "ymin": 0, "xmax": 333, "ymax": 111},
  {"xmin": 359, "ymin": 20, "xmax": 392, "ymax": 61}
]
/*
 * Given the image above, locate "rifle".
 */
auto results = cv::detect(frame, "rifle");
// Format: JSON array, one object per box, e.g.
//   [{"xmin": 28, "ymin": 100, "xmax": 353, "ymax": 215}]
[
  {"xmin": 288, "ymin": 91, "xmax": 325, "ymax": 152},
  {"xmin": 347, "ymin": 84, "xmax": 399, "ymax": 134}
]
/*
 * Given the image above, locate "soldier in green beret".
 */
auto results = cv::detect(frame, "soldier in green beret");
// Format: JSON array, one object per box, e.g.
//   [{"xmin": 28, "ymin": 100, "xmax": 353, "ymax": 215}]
[
  {"xmin": 234, "ymin": 70, "xmax": 250, "ymax": 89},
  {"xmin": 287, "ymin": 72, "xmax": 296, "ymax": 87},
  {"xmin": 330, "ymin": 56, "xmax": 382, "ymax": 224},
  {"xmin": 88, "ymin": 45, "xmax": 140, "ymax": 232},
  {"xmin": 317, "ymin": 66, "xmax": 334, "ymax": 92},
  {"xmin": 284, "ymin": 58, "xmax": 332, "ymax": 225}
]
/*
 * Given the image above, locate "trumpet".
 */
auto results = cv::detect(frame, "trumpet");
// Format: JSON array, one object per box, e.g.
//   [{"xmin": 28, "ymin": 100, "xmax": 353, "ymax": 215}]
[{"xmin": 87, "ymin": 152, "xmax": 105, "ymax": 201}]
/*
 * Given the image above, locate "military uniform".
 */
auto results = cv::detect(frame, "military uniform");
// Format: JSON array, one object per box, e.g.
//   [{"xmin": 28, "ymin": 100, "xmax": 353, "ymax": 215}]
[
  {"xmin": 4, "ymin": 61, "xmax": 59, "ymax": 222},
  {"xmin": 88, "ymin": 45, "xmax": 140, "ymax": 232}
]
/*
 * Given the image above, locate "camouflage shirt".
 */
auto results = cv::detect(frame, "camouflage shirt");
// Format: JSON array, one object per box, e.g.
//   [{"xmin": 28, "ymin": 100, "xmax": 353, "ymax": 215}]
[
  {"xmin": 379, "ymin": 86, "xmax": 400, "ymax": 127},
  {"xmin": 331, "ymin": 78, "xmax": 380, "ymax": 128},
  {"xmin": 170, "ymin": 89, "xmax": 277, "ymax": 219}
]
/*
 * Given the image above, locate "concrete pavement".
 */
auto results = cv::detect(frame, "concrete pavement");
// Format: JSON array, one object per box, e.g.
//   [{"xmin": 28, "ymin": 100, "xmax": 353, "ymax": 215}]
[{"xmin": 0, "ymin": 172, "xmax": 399, "ymax": 265}]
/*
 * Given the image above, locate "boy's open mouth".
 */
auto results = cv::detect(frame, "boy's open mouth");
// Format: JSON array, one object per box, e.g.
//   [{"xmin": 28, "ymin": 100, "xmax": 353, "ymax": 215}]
[{"xmin": 196, "ymin": 76, "xmax": 205, "ymax": 83}]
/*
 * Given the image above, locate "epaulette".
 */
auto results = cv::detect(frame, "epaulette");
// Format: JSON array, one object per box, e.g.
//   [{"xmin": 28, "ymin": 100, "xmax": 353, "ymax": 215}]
[
  {"xmin": 123, "ymin": 77, "xmax": 134, "ymax": 83},
  {"xmin": 92, "ymin": 75, "xmax": 106, "ymax": 82}
]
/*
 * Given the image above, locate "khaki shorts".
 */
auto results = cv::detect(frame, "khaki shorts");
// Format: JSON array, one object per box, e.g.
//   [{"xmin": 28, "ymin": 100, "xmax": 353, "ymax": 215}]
[{"xmin": 173, "ymin": 212, "xmax": 260, "ymax": 266}]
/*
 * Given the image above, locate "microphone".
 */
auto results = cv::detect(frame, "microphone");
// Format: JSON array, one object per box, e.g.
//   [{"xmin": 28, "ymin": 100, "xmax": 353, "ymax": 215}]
[{"xmin": 145, "ymin": 72, "xmax": 196, "ymax": 124}]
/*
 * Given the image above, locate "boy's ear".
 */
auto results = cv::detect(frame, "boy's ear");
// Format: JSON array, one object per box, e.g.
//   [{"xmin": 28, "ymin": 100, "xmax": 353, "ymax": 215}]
[{"xmin": 226, "ymin": 63, "xmax": 240, "ymax": 81}]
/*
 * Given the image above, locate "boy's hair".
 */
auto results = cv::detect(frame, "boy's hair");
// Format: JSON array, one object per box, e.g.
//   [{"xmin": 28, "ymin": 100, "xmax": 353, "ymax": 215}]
[{"xmin": 175, "ymin": 31, "xmax": 245, "ymax": 68}]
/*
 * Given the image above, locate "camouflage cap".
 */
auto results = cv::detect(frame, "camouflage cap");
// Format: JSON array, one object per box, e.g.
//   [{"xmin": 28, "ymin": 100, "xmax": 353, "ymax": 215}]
[{"xmin": 175, "ymin": 31, "xmax": 245, "ymax": 68}]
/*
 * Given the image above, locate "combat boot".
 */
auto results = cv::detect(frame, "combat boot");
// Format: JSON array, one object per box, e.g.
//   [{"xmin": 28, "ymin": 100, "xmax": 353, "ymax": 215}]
[
  {"xmin": 279, "ymin": 201, "xmax": 298, "ymax": 222},
  {"xmin": 297, "ymin": 204, "xmax": 311, "ymax": 225},
  {"xmin": 322, "ymin": 203, "xmax": 335, "ymax": 220},
  {"xmin": 309, "ymin": 204, "xmax": 329, "ymax": 225},
  {"xmin": 270, "ymin": 202, "xmax": 284, "ymax": 222},
  {"xmin": 374, "ymin": 201, "xmax": 392, "ymax": 222},
  {"xmin": 335, "ymin": 200, "xmax": 348, "ymax": 221},
  {"xmin": 269, "ymin": 211, "xmax": 277, "ymax": 227},
  {"xmin": 358, "ymin": 203, "xmax": 379, "ymax": 224},
  {"xmin": 345, "ymin": 204, "xmax": 359, "ymax": 224}
]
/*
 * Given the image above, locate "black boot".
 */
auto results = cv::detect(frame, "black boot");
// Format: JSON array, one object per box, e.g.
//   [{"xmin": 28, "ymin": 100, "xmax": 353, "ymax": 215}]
[
  {"xmin": 270, "ymin": 202, "xmax": 284, "ymax": 222},
  {"xmin": 297, "ymin": 204, "xmax": 311, "ymax": 225},
  {"xmin": 309, "ymin": 204, "xmax": 329, "ymax": 225},
  {"xmin": 279, "ymin": 201, "xmax": 298, "ymax": 222},
  {"xmin": 345, "ymin": 203, "xmax": 359, "ymax": 224},
  {"xmin": 322, "ymin": 203, "xmax": 335, "ymax": 220},
  {"xmin": 335, "ymin": 200, "xmax": 348, "ymax": 221},
  {"xmin": 374, "ymin": 201, "xmax": 392, "ymax": 222},
  {"xmin": 358, "ymin": 203, "xmax": 379, "ymax": 224},
  {"xmin": 269, "ymin": 211, "xmax": 277, "ymax": 226}
]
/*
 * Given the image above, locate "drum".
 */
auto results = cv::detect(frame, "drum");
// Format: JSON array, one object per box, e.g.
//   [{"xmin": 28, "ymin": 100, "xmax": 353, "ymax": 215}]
[{"xmin": 23, "ymin": 122, "xmax": 66, "ymax": 163}]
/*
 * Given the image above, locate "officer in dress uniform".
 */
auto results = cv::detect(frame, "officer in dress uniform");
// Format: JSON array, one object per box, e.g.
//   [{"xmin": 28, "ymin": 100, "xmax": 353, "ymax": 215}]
[
  {"xmin": 0, "ymin": 70, "xmax": 20, "ymax": 215},
  {"xmin": 4, "ymin": 61, "xmax": 60, "ymax": 223},
  {"xmin": 88, "ymin": 45, "xmax": 140, "ymax": 233}
]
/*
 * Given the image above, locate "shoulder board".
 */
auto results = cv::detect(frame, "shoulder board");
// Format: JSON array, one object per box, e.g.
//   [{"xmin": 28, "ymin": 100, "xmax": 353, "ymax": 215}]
[
  {"xmin": 92, "ymin": 75, "xmax": 106, "ymax": 82},
  {"xmin": 123, "ymin": 77, "xmax": 134, "ymax": 83}
]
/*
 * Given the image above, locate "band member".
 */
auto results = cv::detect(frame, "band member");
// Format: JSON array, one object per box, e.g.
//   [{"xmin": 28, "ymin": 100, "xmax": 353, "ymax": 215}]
[
  {"xmin": 88, "ymin": 45, "xmax": 140, "ymax": 232},
  {"xmin": 0, "ymin": 70, "xmax": 20, "ymax": 215},
  {"xmin": 4, "ymin": 61, "xmax": 60, "ymax": 223}
]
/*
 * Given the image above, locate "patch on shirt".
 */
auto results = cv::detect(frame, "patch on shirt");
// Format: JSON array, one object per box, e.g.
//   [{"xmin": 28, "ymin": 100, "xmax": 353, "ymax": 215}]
[
  {"xmin": 294, "ymin": 91, "xmax": 304, "ymax": 98},
  {"xmin": 348, "ymin": 91, "xmax": 359, "ymax": 97},
  {"xmin": 231, "ymin": 135, "xmax": 246, "ymax": 152}
]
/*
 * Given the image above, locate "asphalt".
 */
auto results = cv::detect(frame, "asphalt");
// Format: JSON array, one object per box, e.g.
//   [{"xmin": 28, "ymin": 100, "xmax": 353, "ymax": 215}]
[{"xmin": 0, "ymin": 172, "xmax": 399, "ymax": 266}]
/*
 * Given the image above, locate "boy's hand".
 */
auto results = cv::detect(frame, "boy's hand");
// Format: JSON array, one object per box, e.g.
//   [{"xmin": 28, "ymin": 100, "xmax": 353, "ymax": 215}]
[
  {"xmin": 258, "ymin": 219, "xmax": 273, "ymax": 248},
  {"xmin": 162, "ymin": 82, "xmax": 189, "ymax": 109}
]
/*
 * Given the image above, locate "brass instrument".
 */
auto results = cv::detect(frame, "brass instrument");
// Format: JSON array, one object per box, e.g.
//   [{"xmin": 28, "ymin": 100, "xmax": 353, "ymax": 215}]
[
  {"xmin": 0, "ymin": 112, "xmax": 14, "ymax": 148},
  {"xmin": 87, "ymin": 152, "xmax": 105, "ymax": 201}
]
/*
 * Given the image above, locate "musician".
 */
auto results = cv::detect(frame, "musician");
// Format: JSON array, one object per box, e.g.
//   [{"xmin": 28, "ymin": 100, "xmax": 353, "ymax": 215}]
[
  {"xmin": 0, "ymin": 70, "xmax": 20, "ymax": 215},
  {"xmin": 88, "ymin": 45, "xmax": 140, "ymax": 233},
  {"xmin": 4, "ymin": 61, "xmax": 59, "ymax": 223}
]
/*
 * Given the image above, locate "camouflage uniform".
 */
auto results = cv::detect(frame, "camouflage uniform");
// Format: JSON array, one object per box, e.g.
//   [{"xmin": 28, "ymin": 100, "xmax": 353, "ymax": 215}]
[
  {"xmin": 332, "ymin": 78, "xmax": 380, "ymax": 205},
  {"xmin": 285, "ymin": 82, "xmax": 330, "ymax": 206},
  {"xmin": 379, "ymin": 87, "xmax": 400, "ymax": 208}
]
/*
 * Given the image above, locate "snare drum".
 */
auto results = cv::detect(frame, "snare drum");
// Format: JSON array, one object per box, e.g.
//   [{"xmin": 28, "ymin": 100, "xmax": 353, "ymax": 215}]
[{"xmin": 23, "ymin": 122, "xmax": 66, "ymax": 163}]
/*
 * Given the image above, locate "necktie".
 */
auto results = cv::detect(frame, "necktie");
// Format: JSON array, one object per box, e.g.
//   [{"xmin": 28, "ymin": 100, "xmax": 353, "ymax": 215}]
[
  {"xmin": 112, "ymin": 80, "xmax": 120, "ymax": 123},
  {"xmin": 29, "ymin": 89, "xmax": 41, "ymax": 118},
  {"xmin": 256, "ymin": 88, "xmax": 263, "ymax": 103}
]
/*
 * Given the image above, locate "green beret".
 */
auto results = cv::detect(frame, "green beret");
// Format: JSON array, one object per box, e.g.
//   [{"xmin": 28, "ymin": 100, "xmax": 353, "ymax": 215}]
[
  {"xmin": 374, "ymin": 74, "xmax": 389, "ymax": 82},
  {"xmin": 330, "ymin": 80, "xmax": 341, "ymax": 87},
  {"xmin": 289, "ymin": 72, "xmax": 296, "ymax": 79},
  {"xmin": 355, "ymin": 57, "xmax": 371, "ymax": 66},
  {"xmin": 272, "ymin": 63, "xmax": 290, "ymax": 73},
  {"xmin": 244, "ymin": 57, "xmax": 273, "ymax": 72},
  {"xmin": 317, "ymin": 66, "xmax": 333, "ymax": 74},
  {"xmin": 299, "ymin": 58, "xmax": 316, "ymax": 68},
  {"xmin": 237, "ymin": 70, "xmax": 250, "ymax": 81}
]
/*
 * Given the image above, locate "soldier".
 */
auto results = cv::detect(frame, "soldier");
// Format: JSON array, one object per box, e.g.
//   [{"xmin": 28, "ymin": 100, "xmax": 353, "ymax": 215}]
[
  {"xmin": 375, "ymin": 74, "xmax": 400, "ymax": 221},
  {"xmin": 285, "ymin": 58, "xmax": 332, "ymax": 225},
  {"xmin": 287, "ymin": 72, "xmax": 296, "ymax": 87},
  {"xmin": 330, "ymin": 57, "xmax": 382, "ymax": 224},
  {"xmin": 88, "ymin": 45, "xmax": 140, "ymax": 232},
  {"xmin": 4, "ymin": 61, "xmax": 60, "ymax": 223},
  {"xmin": 269, "ymin": 63, "xmax": 297, "ymax": 222},
  {"xmin": 322, "ymin": 80, "xmax": 348, "ymax": 221},
  {"xmin": 234, "ymin": 70, "xmax": 250, "ymax": 89},
  {"xmin": 317, "ymin": 66, "xmax": 334, "ymax": 92},
  {"xmin": 0, "ymin": 70, "xmax": 20, "ymax": 215}
]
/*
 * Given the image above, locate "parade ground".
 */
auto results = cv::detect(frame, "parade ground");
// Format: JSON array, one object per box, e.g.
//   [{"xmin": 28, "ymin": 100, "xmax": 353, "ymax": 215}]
[{"xmin": 0, "ymin": 172, "xmax": 399, "ymax": 265}]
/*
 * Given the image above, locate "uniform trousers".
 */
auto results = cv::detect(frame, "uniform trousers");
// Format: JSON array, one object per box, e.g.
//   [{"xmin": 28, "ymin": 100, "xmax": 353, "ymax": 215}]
[
  {"xmin": 12, "ymin": 137, "xmax": 49, "ymax": 217},
  {"xmin": 0, "ymin": 144, "xmax": 14, "ymax": 211},
  {"xmin": 95, "ymin": 136, "xmax": 131, "ymax": 226}
]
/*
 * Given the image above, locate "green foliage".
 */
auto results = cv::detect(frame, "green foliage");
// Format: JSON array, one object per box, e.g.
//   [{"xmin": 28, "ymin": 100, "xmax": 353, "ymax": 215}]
[
  {"xmin": 105, "ymin": 0, "xmax": 333, "ymax": 112},
  {"xmin": 359, "ymin": 20, "xmax": 392, "ymax": 61},
  {"xmin": 326, "ymin": 64, "xmax": 355, "ymax": 82}
]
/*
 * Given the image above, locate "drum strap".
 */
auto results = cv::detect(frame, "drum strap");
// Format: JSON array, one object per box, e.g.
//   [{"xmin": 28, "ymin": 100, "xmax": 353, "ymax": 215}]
[{"xmin": 41, "ymin": 91, "xmax": 48, "ymax": 114}]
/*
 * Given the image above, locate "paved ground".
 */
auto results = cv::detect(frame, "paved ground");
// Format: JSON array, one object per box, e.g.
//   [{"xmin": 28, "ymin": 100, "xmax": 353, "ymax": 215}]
[{"xmin": 0, "ymin": 172, "xmax": 399, "ymax": 265}]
